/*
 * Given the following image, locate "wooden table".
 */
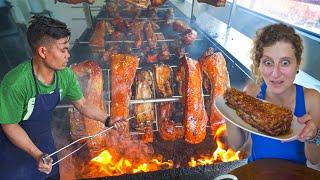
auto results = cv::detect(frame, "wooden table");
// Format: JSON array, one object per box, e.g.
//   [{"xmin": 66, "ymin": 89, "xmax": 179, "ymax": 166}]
[{"xmin": 229, "ymin": 159, "xmax": 320, "ymax": 180}]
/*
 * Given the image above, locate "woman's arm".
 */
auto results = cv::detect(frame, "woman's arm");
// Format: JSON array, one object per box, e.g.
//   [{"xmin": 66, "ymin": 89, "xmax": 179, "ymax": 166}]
[{"xmin": 303, "ymin": 89, "xmax": 320, "ymax": 164}]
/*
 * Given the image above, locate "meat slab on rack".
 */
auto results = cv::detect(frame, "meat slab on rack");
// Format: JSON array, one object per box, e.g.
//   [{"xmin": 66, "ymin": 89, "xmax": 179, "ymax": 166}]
[
  {"xmin": 199, "ymin": 47, "xmax": 229, "ymax": 135},
  {"xmin": 176, "ymin": 56, "xmax": 208, "ymax": 144}
]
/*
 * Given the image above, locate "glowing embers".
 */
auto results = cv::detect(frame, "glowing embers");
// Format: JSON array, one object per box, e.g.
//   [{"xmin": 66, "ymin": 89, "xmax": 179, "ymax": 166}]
[
  {"xmin": 188, "ymin": 124, "xmax": 240, "ymax": 167},
  {"xmin": 83, "ymin": 150, "xmax": 173, "ymax": 177}
]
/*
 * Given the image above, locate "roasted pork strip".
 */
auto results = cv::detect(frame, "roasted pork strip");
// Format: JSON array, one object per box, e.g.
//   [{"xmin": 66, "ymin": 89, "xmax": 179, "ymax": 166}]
[
  {"xmin": 71, "ymin": 60, "xmax": 106, "ymax": 152},
  {"xmin": 154, "ymin": 64, "xmax": 183, "ymax": 141},
  {"xmin": 224, "ymin": 88, "xmax": 293, "ymax": 136},
  {"xmin": 176, "ymin": 56, "xmax": 208, "ymax": 144},
  {"xmin": 154, "ymin": 64, "xmax": 173, "ymax": 97},
  {"xmin": 156, "ymin": 33, "xmax": 170, "ymax": 61},
  {"xmin": 135, "ymin": 70, "xmax": 155, "ymax": 128},
  {"xmin": 131, "ymin": 21, "xmax": 144, "ymax": 49},
  {"xmin": 144, "ymin": 21, "xmax": 158, "ymax": 49},
  {"xmin": 111, "ymin": 54, "xmax": 140, "ymax": 134},
  {"xmin": 158, "ymin": 102, "xmax": 184, "ymax": 141},
  {"xmin": 199, "ymin": 48, "xmax": 229, "ymax": 134}
]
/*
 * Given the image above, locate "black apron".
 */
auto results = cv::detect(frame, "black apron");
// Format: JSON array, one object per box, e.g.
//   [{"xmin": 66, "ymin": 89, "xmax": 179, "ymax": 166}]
[{"xmin": 0, "ymin": 61, "xmax": 60, "ymax": 179}]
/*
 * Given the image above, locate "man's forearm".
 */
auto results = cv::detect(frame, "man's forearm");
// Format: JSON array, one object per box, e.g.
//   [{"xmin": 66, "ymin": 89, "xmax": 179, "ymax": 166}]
[
  {"xmin": 1, "ymin": 124, "xmax": 43, "ymax": 161},
  {"xmin": 76, "ymin": 102, "xmax": 108, "ymax": 123}
]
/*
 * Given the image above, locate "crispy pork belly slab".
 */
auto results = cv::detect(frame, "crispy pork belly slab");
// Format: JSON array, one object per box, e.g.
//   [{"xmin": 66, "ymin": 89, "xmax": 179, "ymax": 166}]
[
  {"xmin": 176, "ymin": 56, "xmax": 208, "ymax": 144},
  {"xmin": 158, "ymin": 102, "xmax": 184, "ymax": 141},
  {"xmin": 144, "ymin": 21, "xmax": 158, "ymax": 49},
  {"xmin": 111, "ymin": 54, "xmax": 140, "ymax": 134},
  {"xmin": 89, "ymin": 21, "xmax": 106, "ymax": 51},
  {"xmin": 154, "ymin": 64, "xmax": 173, "ymax": 98},
  {"xmin": 224, "ymin": 88, "xmax": 293, "ymax": 136},
  {"xmin": 156, "ymin": 33, "xmax": 170, "ymax": 61},
  {"xmin": 199, "ymin": 48, "xmax": 229, "ymax": 134},
  {"xmin": 154, "ymin": 64, "xmax": 184, "ymax": 141},
  {"xmin": 130, "ymin": 21, "xmax": 145, "ymax": 49},
  {"xmin": 135, "ymin": 70, "xmax": 155, "ymax": 128},
  {"xmin": 140, "ymin": 125, "xmax": 154, "ymax": 143},
  {"xmin": 71, "ymin": 60, "xmax": 105, "ymax": 151}
]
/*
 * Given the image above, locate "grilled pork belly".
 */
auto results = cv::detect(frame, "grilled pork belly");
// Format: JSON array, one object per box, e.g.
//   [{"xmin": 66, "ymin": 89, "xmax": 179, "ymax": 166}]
[
  {"xmin": 199, "ymin": 48, "xmax": 229, "ymax": 134},
  {"xmin": 224, "ymin": 88, "xmax": 293, "ymax": 136},
  {"xmin": 135, "ymin": 70, "xmax": 155, "ymax": 128},
  {"xmin": 154, "ymin": 64, "xmax": 184, "ymax": 141},
  {"xmin": 154, "ymin": 64, "xmax": 173, "ymax": 97},
  {"xmin": 176, "ymin": 56, "xmax": 208, "ymax": 144},
  {"xmin": 131, "ymin": 21, "xmax": 145, "ymax": 49},
  {"xmin": 141, "ymin": 125, "xmax": 154, "ymax": 143},
  {"xmin": 156, "ymin": 33, "xmax": 170, "ymax": 61},
  {"xmin": 158, "ymin": 102, "xmax": 184, "ymax": 141},
  {"xmin": 144, "ymin": 21, "xmax": 158, "ymax": 49},
  {"xmin": 172, "ymin": 20, "xmax": 190, "ymax": 33},
  {"xmin": 111, "ymin": 54, "xmax": 140, "ymax": 134},
  {"xmin": 172, "ymin": 20, "xmax": 197, "ymax": 45},
  {"xmin": 71, "ymin": 60, "xmax": 105, "ymax": 151}
]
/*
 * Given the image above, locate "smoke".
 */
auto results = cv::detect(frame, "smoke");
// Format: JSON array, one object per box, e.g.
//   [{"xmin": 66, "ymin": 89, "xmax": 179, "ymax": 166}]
[{"xmin": 105, "ymin": 129, "xmax": 154, "ymax": 165}]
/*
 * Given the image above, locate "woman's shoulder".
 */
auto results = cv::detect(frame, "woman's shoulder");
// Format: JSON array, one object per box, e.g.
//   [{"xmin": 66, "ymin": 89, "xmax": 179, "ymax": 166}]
[
  {"xmin": 243, "ymin": 82, "xmax": 260, "ymax": 97},
  {"xmin": 303, "ymin": 87, "xmax": 320, "ymax": 103}
]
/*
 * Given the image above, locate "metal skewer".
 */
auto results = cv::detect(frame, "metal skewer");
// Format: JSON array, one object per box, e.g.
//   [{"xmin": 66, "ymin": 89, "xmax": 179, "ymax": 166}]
[
  {"xmin": 56, "ymin": 95, "xmax": 210, "ymax": 109},
  {"xmin": 48, "ymin": 112, "xmax": 145, "ymax": 166}
]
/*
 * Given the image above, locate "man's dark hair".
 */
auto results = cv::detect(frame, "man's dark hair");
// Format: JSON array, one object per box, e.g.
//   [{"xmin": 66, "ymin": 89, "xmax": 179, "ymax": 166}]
[{"xmin": 27, "ymin": 16, "xmax": 71, "ymax": 53}]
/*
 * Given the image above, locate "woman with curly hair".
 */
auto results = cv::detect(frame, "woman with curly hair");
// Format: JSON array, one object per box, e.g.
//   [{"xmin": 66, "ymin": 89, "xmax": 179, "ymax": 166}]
[{"xmin": 226, "ymin": 23, "xmax": 320, "ymax": 165}]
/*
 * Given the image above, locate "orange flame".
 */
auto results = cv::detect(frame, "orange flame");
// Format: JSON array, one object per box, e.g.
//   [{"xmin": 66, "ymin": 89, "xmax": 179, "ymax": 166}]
[
  {"xmin": 83, "ymin": 124, "xmax": 240, "ymax": 177},
  {"xmin": 83, "ymin": 150, "xmax": 174, "ymax": 177},
  {"xmin": 188, "ymin": 124, "xmax": 240, "ymax": 167}
]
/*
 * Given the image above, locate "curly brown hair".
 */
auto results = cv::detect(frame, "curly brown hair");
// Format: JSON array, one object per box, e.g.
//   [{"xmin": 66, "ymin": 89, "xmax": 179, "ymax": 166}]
[{"xmin": 250, "ymin": 23, "xmax": 303, "ymax": 84}]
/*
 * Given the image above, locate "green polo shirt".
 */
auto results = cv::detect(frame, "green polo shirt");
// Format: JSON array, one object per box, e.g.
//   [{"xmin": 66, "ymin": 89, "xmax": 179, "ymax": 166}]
[{"xmin": 0, "ymin": 60, "xmax": 83, "ymax": 124}]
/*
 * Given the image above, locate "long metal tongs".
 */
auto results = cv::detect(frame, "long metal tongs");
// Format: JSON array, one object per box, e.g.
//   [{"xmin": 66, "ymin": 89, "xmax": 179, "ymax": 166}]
[{"xmin": 46, "ymin": 115, "xmax": 138, "ymax": 166}]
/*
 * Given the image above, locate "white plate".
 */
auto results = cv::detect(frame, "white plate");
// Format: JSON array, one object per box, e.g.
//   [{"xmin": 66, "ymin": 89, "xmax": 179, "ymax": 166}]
[{"xmin": 215, "ymin": 95, "xmax": 304, "ymax": 141}]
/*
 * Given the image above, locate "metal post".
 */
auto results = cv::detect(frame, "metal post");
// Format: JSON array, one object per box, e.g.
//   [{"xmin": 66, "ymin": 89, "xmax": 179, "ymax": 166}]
[
  {"xmin": 227, "ymin": 0, "xmax": 237, "ymax": 29},
  {"xmin": 190, "ymin": 0, "xmax": 196, "ymax": 22}
]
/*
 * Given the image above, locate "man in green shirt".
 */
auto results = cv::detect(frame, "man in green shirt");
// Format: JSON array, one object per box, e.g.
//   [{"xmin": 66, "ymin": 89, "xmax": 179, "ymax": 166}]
[{"xmin": 0, "ymin": 16, "xmax": 125, "ymax": 180}]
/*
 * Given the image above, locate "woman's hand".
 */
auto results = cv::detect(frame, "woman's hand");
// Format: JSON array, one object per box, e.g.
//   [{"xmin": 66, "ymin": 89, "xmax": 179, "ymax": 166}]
[{"xmin": 297, "ymin": 114, "xmax": 318, "ymax": 142}]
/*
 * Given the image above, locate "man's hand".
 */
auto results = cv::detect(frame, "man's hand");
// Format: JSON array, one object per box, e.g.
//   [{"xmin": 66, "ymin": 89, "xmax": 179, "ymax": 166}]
[
  {"xmin": 37, "ymin": 153, "xmax": 53, "ymax": 174},
  {"xmin": 107, "ymin": 117, "xmax": 127, "ymax": 130}
]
